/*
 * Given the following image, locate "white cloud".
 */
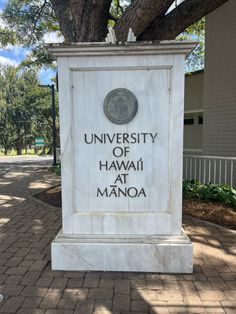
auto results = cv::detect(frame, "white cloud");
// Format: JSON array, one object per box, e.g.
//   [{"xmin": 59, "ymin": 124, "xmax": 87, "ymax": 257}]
[
  {"xmin": 43, "ymin": 32, "xmax": 64, "ymax": 44},
  {"xmin": 3, "ymin": 45, "xmax": 26, "ymax": 57},
  {"xmin": 0, "ymin": 55, "xmax": 19, "ymax": 66}
]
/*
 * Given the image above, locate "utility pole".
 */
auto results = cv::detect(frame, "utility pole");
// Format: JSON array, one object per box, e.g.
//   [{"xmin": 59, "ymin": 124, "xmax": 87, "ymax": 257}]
[
  {"xmin": 39, "ymin": 84, "xmax": 57, "ymax": 166},
  {"xmin": 50, "ymin": 84, "xmax": 57, "ymax": 166}
]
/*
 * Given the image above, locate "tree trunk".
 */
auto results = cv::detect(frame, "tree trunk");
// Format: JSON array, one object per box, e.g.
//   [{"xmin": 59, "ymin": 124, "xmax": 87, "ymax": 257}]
[
  {"xmin": 51, "ymin": 0, "xmax": 112, "ymax": 42},
  {"xmin": 51, "ymin": 0, "xmax": 229, "ymax": 43},
  {"xmin": 51, "ymin": 0, "xmax": 75, "ymax": 41},
  {"xmin": 15, "ymin": 137, "xmax": 22, "ymax": 155}
]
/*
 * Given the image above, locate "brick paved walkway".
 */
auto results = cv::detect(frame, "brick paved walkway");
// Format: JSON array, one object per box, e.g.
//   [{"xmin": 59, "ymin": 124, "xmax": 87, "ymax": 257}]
[{"xmin": 0, "ymin": 158, "xmax": 235, "ymax": 314}]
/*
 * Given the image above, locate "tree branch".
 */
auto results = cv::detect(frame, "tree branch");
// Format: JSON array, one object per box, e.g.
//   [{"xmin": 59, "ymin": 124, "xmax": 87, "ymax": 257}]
[
  {"xmin": 140, "ymin": 0, "xmax": 229, "ymax": 40},
  {"xmin": 115, "ymin": 0, "xmax": 174, "ymax": 41}
]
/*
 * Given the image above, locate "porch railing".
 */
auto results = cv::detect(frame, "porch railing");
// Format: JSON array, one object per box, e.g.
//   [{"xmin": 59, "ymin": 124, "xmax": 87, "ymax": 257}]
[{"xmin": 183, "ymin": 154, "xmax": 236, "ymax": 187}]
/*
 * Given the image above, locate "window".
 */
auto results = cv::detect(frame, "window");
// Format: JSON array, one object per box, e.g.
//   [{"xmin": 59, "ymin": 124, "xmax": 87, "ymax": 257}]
[
  {"xmin": 198, "ymin": 115, "xmax": 203, "ymax": 124},
  {"xmin": 184, "ymin": 118, "xmax": 194, "ymax": 125}
]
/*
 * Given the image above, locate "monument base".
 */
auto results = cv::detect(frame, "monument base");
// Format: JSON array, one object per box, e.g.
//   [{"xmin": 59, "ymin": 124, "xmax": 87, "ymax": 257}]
[{"xmin": 51, "ymin": 230, "xmax": 193, "ymax": 273}]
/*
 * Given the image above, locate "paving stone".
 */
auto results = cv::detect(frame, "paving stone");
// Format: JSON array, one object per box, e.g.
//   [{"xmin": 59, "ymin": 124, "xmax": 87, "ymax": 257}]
[
  {"xmin": 150, "ymin": 301, "xmax": 170, "ymax": 314},
  {"xmin": 0, "ymin": 159, "xmax": 236, "ymax": 314},
  {"xmin": 202, "ymin": 301, "xmax": 225, "ymax": 313},
  {"xmin": 83, "ymin": 272, "xmax": 100, "ymax": 288},
  {"xmin": 99, "ymin": 279, "xmax": 114, "ymax": 288},
  {"xmin": 75, "ymin": 299, "xmax": 94, "ymax": 314},
  {"xmin": 94, "ymin": 299, "xmax": 112, "ymax": 311},
  {"xmin": 167, "ymin": 300, "xmax": 187, "ymax": 313},
  {"xmin": 63, "ymin": 288, "xmax": 88, "ymax": 299},
  {"xmin": 131, "ymin": 300, "xmax": 149, "ymax": 312},
  {"xmin": 195, "ymin": 280, "xmax": 212, "ymax": 290},
  {"xmin": 41, "ymin": 270, "xmax": 64, "ymax": 278},
  {"xmin": 198, "ymin": 290, "xmax": 226, "ymax": 301},
  {"xmin": 130, "ymin": 279, "xmax": 146, "ymax": 289},
  {"xmin": 14, "ymin": 248, "xmax": 30, "ymax": 257},
  {"xmin": 177, "ymin": 281, "xmax": 197, "ymax": 295},
  {"xmin": 67, "ymin": 277, "xmax": 83, "ymax": 288},
  {"xmin": 21, "ymin": 271, "xmax": 41, "ymax": 285},
  {"xmin": 36, "ymin": 276, "xmax": 54, "ymax": 287},
  {"xmin": 45, "ymin": 310, "xmax": 74, "ymax": 314},
  {"xmin": 19, "ymin": 260, "xmax": 35, "ymax": 268},
  {"xmin": 0, "ymin": 274, "xmax": 8, "ymax": 285},
  {"xmin": 156, "ymin": 290, "xmax": 183, "ymax": 301},
  {"xmin": 21, "ymin": 296, "xmax": 43, "ymax": 308},
  {"xmin": 0, "ymin": 296, "xmax": 25, "ymax": 313},
  {"xmin": 88, "ymin": 288, "xmax": 113, "ymax": 299},
  {"xmin": 215, "ymin": 265, "xmax": 232, "ymax": 273},
  {"xmin": 30, "ymin": 260, "xmax": 48, "ymax": 272},
  {"xmin": 63, "ymin": 271, "xmax": 85, "ymax": 278},
  {"xmin": 114, "ymin": 279, "xmax": 130, "ymax": 294},
  {"xmin": 226, "ymin": 281, "xmax": 236, "ymax": 289},
  {"xmin": 183, "ymin": 294, "xmax": 202, "ymax": 304},
  {"xmin": 21, "ymin": 286, "xmax": 48, "ymax": 297},
  {"xmin": 221, "ymin": 301, "xmax": 236, "ymax": 314},
  {"xmin": 0, "ymin": 259, "xmax": 7, "ymax": 266},
  {"xmin": 6, "ymin": 256, "xmax": 24, "ymax": 267},
  {"xmin": 220, "ymin": 273, "xmax": 236, "ymax": 281},
  {"xmin": 0, "ymin": 284, "xmax": 24, "ymax": 296},
  {"xmin": 113, "ymin": 294, "xmax": 130, "ymax": 311},
  {"xmin": 57, "ymin": 297, "xmax": 77, "ymax": 310},
  {"xmin": 93, "ymin": 310, "xmax": 113, "ymax": 314},
  {"xmin": 224, "ymin": 289, "xmax": 236, "ymax": 300},
  {"xmin": 132, "ymin": 288, "xmax": 157, "ymax": 301},
  {"xmin": 25, "ymin": 253, "xmax": 45, "ymax": 261},
  {"xmin": 208, "ymin": 277, "xmax": 228, "ymax": 290},
  {"xmin": 101, "ymin": 272, "xmax": 122, "ymax": 280},
  {"xmin": 5, "ymin": 275, "xmax": 23, "ymax": 285},
  {"xmin": 50, "ymin": 277, "xmax": 68, "ymax": 289},
  {"xmin": 162, "ymin": 280, "xmax": 179, "ymax": 290},
  {"xmin": 17, "ymin": 309, "xmax": 46, "ymax": 314},
  {"xmin": 40, "ymin": 288, "xmax": 62, "ymax": 308},
  {"xmin": 6, "ymin": 267, "xmax": 28, "ymax": 276}
]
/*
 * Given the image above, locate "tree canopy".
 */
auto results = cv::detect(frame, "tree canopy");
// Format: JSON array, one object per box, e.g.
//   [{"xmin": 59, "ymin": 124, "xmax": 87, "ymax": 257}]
[
  {"xmin": 0, "ymin": 0, "xmax": 227, "ymax": 70},
  {"xmin": 0, "ymin": 0, "xmax": 228, "ymax": 44}
]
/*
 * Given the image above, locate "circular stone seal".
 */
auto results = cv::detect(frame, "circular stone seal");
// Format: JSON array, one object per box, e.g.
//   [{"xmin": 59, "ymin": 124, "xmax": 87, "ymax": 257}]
[{"xmin": 104, "ymin": 88, "xmax": 138, "ymax": 125}]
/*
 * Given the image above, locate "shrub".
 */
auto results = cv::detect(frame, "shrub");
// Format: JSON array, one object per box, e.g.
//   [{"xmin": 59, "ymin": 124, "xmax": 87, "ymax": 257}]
[
  {"xmin": 51, "ymin": 162, "xmax": 61, "ymax": 176},
  {"xmin": 183, "ymin": 180, "xmax": 236, "ymax": 208}
]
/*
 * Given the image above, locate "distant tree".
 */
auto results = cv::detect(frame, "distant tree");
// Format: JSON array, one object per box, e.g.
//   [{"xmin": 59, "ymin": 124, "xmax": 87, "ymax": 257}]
[{"xmin": 0, "ymin": 65, "xmax": 58, "ymax": 155}]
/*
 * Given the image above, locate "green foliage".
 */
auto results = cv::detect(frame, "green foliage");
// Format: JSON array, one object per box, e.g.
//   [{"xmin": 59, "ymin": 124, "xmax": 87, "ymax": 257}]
[
  {"xmin": 178, "ymin": 18, "xmax": 205, "ymax": 72},
  {"xmin": 51, "ymin": 162, "xmax": 61, "ymax": 176},
  {"xmin": 1, "ymin": 0, "xmax": 58, "ymax": 47},
  {"xmin": 0, "ymin": 64, "xmax": 59, "ymax": 155},
  {"xmin": 0, "ymin": 0, "xmax": 59, "ymax": 68},
  {"xmin": 183, "ymin": 180, "xmax": 236, "ymax": 208}
]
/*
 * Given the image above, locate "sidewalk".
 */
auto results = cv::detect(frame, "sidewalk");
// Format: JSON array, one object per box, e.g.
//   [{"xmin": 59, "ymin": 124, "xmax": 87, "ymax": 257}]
[{"xmin": 0, "ymin": 159, "xmax": 235, "ymax": 313}]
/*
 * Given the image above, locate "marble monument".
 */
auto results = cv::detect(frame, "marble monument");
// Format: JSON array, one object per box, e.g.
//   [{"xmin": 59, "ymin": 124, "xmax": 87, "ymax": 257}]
[{"xmin": 47, "ymin": 39, "xmax": 196, "ymax": 273}]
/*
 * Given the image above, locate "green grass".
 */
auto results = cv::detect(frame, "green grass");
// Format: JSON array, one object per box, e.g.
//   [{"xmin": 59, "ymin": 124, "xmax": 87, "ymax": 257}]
[{"xmin": 0, "ymin": 148, "xmax": 50, "ymax": 156}]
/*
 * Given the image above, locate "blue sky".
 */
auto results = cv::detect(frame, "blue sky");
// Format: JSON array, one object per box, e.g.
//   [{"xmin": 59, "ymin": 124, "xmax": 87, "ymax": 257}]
[{"xmin": 0, "ymin": 0, "xmax": 55, "ymax": 84}]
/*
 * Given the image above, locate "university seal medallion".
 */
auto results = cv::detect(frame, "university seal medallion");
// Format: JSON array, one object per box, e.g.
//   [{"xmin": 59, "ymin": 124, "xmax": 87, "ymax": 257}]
[{"xmin": 104, "ymin": 88, "xmax": 138, "ymax": 124}]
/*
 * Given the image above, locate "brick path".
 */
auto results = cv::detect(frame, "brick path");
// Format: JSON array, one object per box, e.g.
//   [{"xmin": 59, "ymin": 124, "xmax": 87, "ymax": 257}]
[{"xmin": 0, "ymin": 158, "xmax": 235, "ymax": 314}]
